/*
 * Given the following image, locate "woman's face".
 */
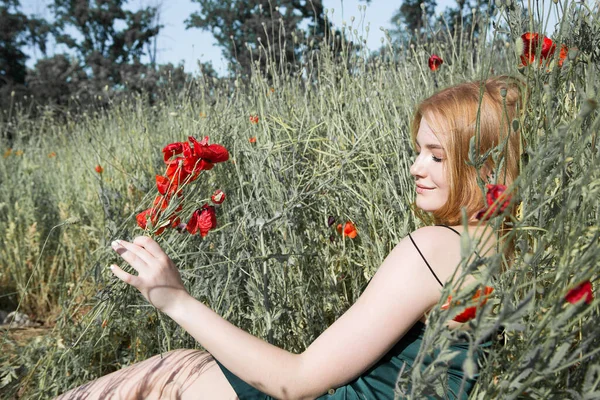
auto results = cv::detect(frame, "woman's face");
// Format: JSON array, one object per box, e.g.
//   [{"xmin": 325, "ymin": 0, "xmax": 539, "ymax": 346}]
[{"xmin": 409, "ymin": 116, "xmax": 450, "ymax": 213}]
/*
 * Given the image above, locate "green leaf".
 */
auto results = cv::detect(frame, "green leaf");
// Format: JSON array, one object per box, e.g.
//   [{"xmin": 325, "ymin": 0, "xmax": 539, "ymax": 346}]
[
  {"xmin": 547, "ymin": 342, "xmax": 571, "ymax": 372},
  {"xmin": 463, "ymin": 356, "xmax": 477, "ymax": 379}
]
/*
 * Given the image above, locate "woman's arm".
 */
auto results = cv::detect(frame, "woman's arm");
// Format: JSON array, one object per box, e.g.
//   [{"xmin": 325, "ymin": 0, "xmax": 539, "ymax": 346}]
[{"xmin": 110, "ymin": 226, "xmax": 459, "ymax": 400}]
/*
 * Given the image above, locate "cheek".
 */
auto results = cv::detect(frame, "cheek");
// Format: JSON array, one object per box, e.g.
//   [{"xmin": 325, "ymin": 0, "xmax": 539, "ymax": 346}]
[{"xmin": 433, "ymin": 166, "xmax": 448, "ymax": 187}]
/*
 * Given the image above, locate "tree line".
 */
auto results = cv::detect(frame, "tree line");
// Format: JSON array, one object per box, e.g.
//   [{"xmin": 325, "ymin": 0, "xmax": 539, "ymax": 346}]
[{"xmin": 0, "ymin": 0, "xmax": 492, "ymax": 119}]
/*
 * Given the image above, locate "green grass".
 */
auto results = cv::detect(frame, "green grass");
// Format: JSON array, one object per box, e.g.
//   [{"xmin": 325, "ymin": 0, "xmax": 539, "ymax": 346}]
[{"xmin": 1, "ymin": 1, "xmax": 599, "ymax": 398}]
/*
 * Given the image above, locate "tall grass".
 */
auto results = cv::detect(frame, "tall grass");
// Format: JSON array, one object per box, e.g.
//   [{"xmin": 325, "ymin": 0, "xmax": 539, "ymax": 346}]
[{"xmin": 1, "ymin": 1, "xmax": 599, "ymax": 398}]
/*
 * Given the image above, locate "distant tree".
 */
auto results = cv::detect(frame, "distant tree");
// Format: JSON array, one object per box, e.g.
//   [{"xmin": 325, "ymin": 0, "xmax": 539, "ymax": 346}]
[
  {"xmin": 389, "ymin": 0, "xmax": 437, "ymax": 45},
  {"xmin": 50, "ymin": 0, "xmax": 162, "ymax": 87},
  {"xmin": 186, "ymin": 0, "xmax": 323, "ymax": 76},
  {"xmin": 0, "ymin": 0, "xmax": 28, "ymax": 87},
  {"xmin": 25, "ymin": 54, "xmax": 88, "ymax": 107},
  {"xmin": 25, "ymin": 12, "xmax": 52, "ymax": 58},
  {"xmin": 186, "ymin": 0, "xmax": 371, "ymax": 77},
  {"xmin": 435, "ymin": 0, "xmax": 495, "ymax": 43}
]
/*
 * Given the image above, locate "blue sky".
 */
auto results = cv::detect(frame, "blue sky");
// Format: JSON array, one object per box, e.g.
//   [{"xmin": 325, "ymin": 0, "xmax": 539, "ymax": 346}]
[{"xmin": 21, "ymin": 0, "xmax": 560, "ymax": 76}]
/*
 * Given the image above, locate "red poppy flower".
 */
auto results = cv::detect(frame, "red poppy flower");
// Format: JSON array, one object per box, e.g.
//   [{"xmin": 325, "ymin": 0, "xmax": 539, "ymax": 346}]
[
  {"xmin": 165, "ymin": 159, "xmax": 191, "ymax": 184},
  {"xmin": 136, "ymin": 208, "xmax": 159, "ymax": 230},
  {"xmin": 162, "ymin": 208, "xmax": 183, "ymax": 233},
  {"xmin": 189, "ymin": 136, "xmax": 229, "ymax": 164},
  {"xmin": 249, "ymin": 137, "xmax": 257, "ymax": 143},
  {"xmin": 136, "ymin": 208, "xmax": 151, "ymax": 229},
  {"xmin": 476, "ymin": 184, "xmax": 511, "ymax": 220},
  {"xmin": 337, "ymin": 221, "xmax": 358, "ymax": 239},
  {"xmin": 249, "ymin": 115, "xmax": 259, "ymax": 124},
  {"xmin": 441, "ymin": 286, "xmax": 494, "ymax": 323},
  {"xmin": 187, "ymin": 204, "xmax": 217, "ymax": 237},
  {"xmin": 156, "ymin": 175, "xmax": 180, "ymax": 196},
  {"xmin": 486, "ymin": 184, "xmax": 511, "ymax": 212},
  {"xmin": 565, "ymin": 281, "xmax": 594, "ymax": 305},
  {"xmin": 163, "ymin": 137, "xmax": 228, "ymax": 185},
  {"xmin": 519, "ymin": 32, "xmax": 567, "ymax": 68},
  {"xmin": 95, "ymin": 165, "xmax": 104, "ymax": 174},
  {"xmin": 153, "ymin": 194, "xmax": 170, "ymax": 211},
  {"xmin": 211, "ymin": 189, "xmax": 226, "ymax": 204},
  {"xmin": 558, "ymin": 44, "xmax": 568, "ymax": 67},
  {"xmin": 541, "ymin": 36, "xmax": 556, "ymax": 58},
  {"xmin": 164, "ymin": 158, "xmax": 204, "ymax": 184},
  {"xmin": 428, "ymin": 54, "xmax": 443, "ymax": 72},
  {"xmin": 520, "ymin": 32, "xmax": 539, "ymax": 66},
  {"xmin": 162, "ymin": 142, "xmax": 186, "ymax": 163},
  {"xmin": 137, "ymin": 201, "xmax": 180, "ymax": 235},
  {"xmin": 154, "ymin": 194, "xmax": 182, "ymax": 214}
]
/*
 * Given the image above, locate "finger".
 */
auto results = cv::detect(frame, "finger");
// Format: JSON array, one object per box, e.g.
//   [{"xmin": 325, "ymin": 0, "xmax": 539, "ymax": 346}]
[
  {"xmin": 133, "ymin": 236, "xmax": 168, "ymax": 260},
  {"xmin": 109, "ymin": 264, "xmax": 140, "ymax": 287},
  {"xmin": 112, "ymin": 240, "xmax": 155, "ymax": 269}
]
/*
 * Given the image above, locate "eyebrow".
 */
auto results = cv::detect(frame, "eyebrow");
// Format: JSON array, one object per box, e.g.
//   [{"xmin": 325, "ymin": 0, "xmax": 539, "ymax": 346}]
[{"xmin": 415, "ymin": 140, "xmax": 445, "ymax": 151}]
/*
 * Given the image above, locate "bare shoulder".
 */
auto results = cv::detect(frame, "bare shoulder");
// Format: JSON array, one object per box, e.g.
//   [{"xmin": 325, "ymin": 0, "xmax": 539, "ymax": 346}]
[
  {"xmin": 402, "ymin": 226, "xmax": 469, "ymax": 286},
  {"xmin": 368, "ymin": 226, "xmax": 463, "ymax": 291},
  {"xmin": 406, "ymin": 224, "xmax": 498, "ymax": 284},
  {"xmin": 409, "ymin": 225, "xmax": 463, "ymax": 242},
  {"xmin": 406, "ymin": 225, "xmax": 463, "ymax": 256},
  {"xmin": 409, "ymin": 224, "xmax": 498, "ymax": 252}
]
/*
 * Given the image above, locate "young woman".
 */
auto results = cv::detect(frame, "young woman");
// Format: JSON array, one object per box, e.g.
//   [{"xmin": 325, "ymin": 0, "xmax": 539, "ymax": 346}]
[{"xmin": 57, "ymin": 75, "xmax": 523, "ymax": 400}]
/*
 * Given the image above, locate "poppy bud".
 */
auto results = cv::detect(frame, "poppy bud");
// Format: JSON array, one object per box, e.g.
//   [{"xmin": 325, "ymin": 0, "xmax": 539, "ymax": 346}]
[
  {"xmin": 512, "ymin": 119, "xmax": 520, "ymax": 132},
  {"xmin": 579, "ymin": 99, "xmax": 598, "ymax": 118},
  {"xmin": 568, "ymin": 47, "xmax": 578, "ymax": 61},
  {"xmin": 565, "ymin": 281, "xmax": 594, "ymax": 304},
  {"xmin": 428, "ymin": 54, "xmax": 443, "ymax": 72},
  {"xmin": 211, "ymin": 189, "xmax": 226, "ymax": 204}
]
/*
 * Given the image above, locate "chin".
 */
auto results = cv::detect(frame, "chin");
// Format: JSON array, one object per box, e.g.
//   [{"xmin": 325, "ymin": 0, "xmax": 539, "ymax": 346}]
[{"xmin": 415, "ymin": 198, "xmax": 444, "ymax": 213}]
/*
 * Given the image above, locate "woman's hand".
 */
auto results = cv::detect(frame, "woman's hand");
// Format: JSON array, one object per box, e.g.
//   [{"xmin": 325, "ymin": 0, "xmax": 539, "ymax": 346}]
[{"xmin": 109, "ymin": 236, "xmax": 189, "ymax": 313}]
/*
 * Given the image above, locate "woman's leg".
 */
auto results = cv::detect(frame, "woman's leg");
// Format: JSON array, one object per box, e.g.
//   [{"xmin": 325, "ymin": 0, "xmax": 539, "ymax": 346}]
[{"xmin": 56, "ymin": 349, "xmax": 238, "ymax": 400}]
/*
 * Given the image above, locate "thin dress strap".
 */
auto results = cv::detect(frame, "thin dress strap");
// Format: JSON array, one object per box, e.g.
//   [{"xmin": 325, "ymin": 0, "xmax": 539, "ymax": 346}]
[
  {"xmin": 408, "ymin": 233, "xmax": 444, "ymax": 287},
  {"xmin": 436, "ymin": 224, "xmax": 461, "ymax": 236},
  {"xmin": 437, "ymin": 224, "xmax": 485, "ymax": 259}
]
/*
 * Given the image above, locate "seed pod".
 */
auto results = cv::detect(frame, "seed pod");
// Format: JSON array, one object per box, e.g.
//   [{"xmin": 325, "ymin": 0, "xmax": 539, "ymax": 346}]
[
  {"xmin": 580, "ymin": 99, "xmax": 598, "ymax": 118},
  {"xmin": 512, "ymin": 119, "xmax": 520, "ymax": 132},
  {"xmin": 568, "ymin": 47, "xmax": 578, "ymax": 61}
]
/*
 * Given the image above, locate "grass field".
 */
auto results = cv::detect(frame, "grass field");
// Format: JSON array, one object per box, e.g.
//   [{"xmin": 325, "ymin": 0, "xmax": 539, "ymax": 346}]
[{"xmin": 1, "ymin": 2, "xmax": 599, "ymax": 398}]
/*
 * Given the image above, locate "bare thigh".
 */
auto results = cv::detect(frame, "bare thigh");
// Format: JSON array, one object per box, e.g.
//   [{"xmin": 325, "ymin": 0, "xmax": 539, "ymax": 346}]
[{"xmin": 56, "ymin": 349, "xmax": 238, "ymax": 400}]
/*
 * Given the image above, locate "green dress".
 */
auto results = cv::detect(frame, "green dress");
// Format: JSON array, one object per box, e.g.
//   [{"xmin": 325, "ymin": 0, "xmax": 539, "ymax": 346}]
[
  {"xmin": 215, "ymin": 226, "xmax": 490, "ymax": 399},
  {"xmin": 215, "ymin": 320, "xmax": 488, "ymax": 399}
]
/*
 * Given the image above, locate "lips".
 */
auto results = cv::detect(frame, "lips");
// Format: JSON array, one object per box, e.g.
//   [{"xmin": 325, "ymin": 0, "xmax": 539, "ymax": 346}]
[
  {"xmin": 416, "ymin": 184, "xmax": 434, "ymax": 190},
  {"xmin": 416, "ymin": 184, "xmax": 435, "ymax": 194}
]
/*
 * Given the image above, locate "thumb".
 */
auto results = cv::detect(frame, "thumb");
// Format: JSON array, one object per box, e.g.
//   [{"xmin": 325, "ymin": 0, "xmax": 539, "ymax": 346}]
[{"xmin": 110, "ymin": 264, "xmax": 140, "ymax": 287}]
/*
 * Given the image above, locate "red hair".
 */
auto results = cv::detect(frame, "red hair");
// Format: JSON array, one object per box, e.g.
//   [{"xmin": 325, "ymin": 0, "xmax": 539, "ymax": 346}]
[{"xmin": 411, "ymin": 75, "xmax": 525, "ymax": 226}]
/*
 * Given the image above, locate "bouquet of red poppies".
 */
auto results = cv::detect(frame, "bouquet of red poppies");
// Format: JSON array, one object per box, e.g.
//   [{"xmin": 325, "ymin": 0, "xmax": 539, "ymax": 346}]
[{"xmin": 136, "ymin": 136, "xmax": 229, "ymax": 237}]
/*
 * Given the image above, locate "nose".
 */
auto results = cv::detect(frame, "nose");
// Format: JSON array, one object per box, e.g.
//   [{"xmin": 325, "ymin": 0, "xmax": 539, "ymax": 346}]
[{"xmin": 410, "ymin": 153, "xmax": 425, "ymax": 178}]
